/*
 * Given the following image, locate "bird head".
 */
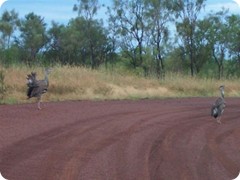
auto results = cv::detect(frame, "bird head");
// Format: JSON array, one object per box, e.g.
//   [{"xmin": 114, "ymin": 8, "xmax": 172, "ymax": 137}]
[{"xmin": 44, "ymin": 68, "xmax": 52, "ymax": 75}]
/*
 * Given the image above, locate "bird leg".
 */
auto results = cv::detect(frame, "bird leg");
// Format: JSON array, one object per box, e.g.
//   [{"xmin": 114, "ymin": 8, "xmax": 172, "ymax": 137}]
[
  {"xmin": 37, "ymin": 97, "xmax": 42, "ymax": 110},
  {"xmin": 216, "ymin": 117, "xmax": 222, "ymax": 124}
]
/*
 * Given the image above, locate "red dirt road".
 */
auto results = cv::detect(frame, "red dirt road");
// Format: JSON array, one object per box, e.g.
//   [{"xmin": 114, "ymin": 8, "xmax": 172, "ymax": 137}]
[{"xmin": 0, "ymin": 98, "xmax": 240, "ymax": 180}]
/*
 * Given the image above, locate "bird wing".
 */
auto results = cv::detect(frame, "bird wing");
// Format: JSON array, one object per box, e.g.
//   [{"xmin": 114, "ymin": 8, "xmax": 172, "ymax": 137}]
[
  {"xmin": 36, "ymin": 79, "xmax": 48, "ymax": 88},
  {"xmin": 211, "ymin": 97, "xmax": 226, "ymax": 117},
  {"xmin": 27, "ymin": 80, "xmax": 48, "ymax": 98},
  {"xmin": 27, "ymin": 86, "xmax": 34, "ymax": 98},
  {"xmin": 214, "ymin": 97, "xmax": 225, "ymax": 107}
]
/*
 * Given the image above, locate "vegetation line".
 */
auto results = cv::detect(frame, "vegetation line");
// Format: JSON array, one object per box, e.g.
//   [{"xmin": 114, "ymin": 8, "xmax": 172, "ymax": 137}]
[
  {"xmin": 0, "ymin": 66, "xmax": 240, "ymax": 105},
  {"xmin": 0, "ymin": 0, "xmax": 239, "ymax": 80}
]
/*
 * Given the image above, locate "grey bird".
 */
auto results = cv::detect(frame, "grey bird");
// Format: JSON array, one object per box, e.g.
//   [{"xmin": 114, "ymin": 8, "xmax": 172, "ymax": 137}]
[
  {"xmin": 211, "ymin": 85, "xmax": 226, "ymax": 124},
  {"xmin": 26, "ymin": 68, "xmax": 52, "ymax": 110}
]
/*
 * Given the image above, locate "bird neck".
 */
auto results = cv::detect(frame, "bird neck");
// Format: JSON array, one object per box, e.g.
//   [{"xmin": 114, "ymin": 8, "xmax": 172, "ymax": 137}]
[
  {"xmin": 44, "ymin": 72, "xmax": 49, "ymax": 85},
  {"xmin": 220, "ymin": 90, "xmax": 224, "ymax": 98}
]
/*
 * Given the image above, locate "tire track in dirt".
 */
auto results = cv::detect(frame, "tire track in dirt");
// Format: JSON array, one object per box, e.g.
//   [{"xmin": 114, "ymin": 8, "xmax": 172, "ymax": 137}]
[
  {"xmin": 197, "ymin": 103, "xmax": 240, "ymax": 180},
  {"xmin": 0, "ymin": 98, "xmax": 240, "ymax": 180},
  {"xmin": 0, "ymin": 110, "xmax": 144, "ymax": 179},
  {"xmin": 75, "ymin": 107, "xmax": 192, "ymax": 180},
  {"xmin": 148, "ymin": 110, "xmax": 210, "ymax": 179},
  {"xmin": 43, "ymin": 110, "xmax": 159, "ymax": 180},
  {"xmin": 51, "ymin": 107, "xmax": 187, "ymax": 180}
]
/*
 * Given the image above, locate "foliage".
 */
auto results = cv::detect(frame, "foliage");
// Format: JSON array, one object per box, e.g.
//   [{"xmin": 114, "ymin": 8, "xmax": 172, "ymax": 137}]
[
  {"xmin": 0, "ymin": 69, "xmax": 6, "ymax": 102},
  {"xmin": 0, "ymin": 10, "xmax": 19, "ymax": 49},
  {"xmin": 16, "ymin": 12, "xmax": 48, "ymax": 66},
  {"xmin": 226, "ymin": 14, "xmax": 240, "ymax": 66},
  {"xmin": 109, "ymin": 0, "xmax": 146, "ymax": 73},
  {"xmin": 73, "ymin": 0, "xmax": 100, "ymax": 20},
  {"xmin": 46, "ymin": 17, "xmax": 109, "ymax": 68},
  {"xmin": 174, "ymin": 0, "xmax": 206, "ymax": 77},
  {"xmin": 204, "ymin": 10, "xmax": 229, "ymax": 79},
  {"xmin": 144, "ymin": 0, "xmax": 173, "ymax": 79},
  {"xmin": 0, "ymin": 1, "xmax": 239, "ymax": 80},
  {"xmin": 2, "ymin": 65, "xmax": 240, "ymax": 104}
]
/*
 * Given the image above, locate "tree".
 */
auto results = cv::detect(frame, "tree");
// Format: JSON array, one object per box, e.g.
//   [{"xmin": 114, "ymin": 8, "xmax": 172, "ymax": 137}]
[
  {"xmin": 193, "ymin": 17, "xmax": 212, "ymax": 74},
  {"xmin": 174, "ymin": 0, "xmax": 206, "ymax": 76},
  {"xmin": 46, "ymin": 21, "xmax": 65, "ymax": 64},
  {"xmin": 46, "ymin": 17, "xmax": 109, "ymax": 67},
  {"xmin": 205, "ymin": 10, "xmax": 229, "ymax": 79},
  {"xmin": 144, "ymin": 0, "xmax": 173, "ymax": 79},
  {"xmin": 110, "ymin": 0, "xmax": 146, "ymax": 73},
  {"xmin": 73, "ymin": 0, "xmax": 106, "ymax": 69},
  {"xmin": 105, "ymin": 5, "xmax": 121, "ymax": 69},
  {"xmin": 0, "ymin": 10, "xmax": 19, "ymax": 49},
  {"xmin": 73, "ymin": 0, "xmax": 100, "ymax": 20},
  {"xmin": 16, "ymin": 12, "xmax": 48, "ymax": 65},
  {"xmin": 226, "ymin": 14, "xmax": 240, "ymax": 67}
]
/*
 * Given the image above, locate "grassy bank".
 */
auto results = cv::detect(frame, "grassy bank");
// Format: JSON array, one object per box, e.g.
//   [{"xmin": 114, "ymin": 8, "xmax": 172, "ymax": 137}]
[{"xmin": 1, "ymin": 66, "xmax": 240, "ymax": 104}]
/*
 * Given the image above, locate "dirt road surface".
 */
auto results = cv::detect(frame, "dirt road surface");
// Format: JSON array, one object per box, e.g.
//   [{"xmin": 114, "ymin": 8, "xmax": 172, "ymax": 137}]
[{"xmin": 0, "ymin": 98, "xmax": 240, "ymax": 180}]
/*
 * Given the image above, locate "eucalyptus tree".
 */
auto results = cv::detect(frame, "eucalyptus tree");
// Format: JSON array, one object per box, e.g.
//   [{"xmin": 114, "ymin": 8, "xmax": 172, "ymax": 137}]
[
  {"xmin": 205, "ymin": 10, "xmax": 229, "ymax": 79},
  {"xmin": 0, "ymin": 10, "xmax": 19, "ymax": 49},
  {"xmin": 226, "ymin": 14, "xmax": 240, "ymax": 67},
  {"xmin": 47, "ymin": 16, "xmax": 109, "ymax": 67},
  {"xmin": 144, "ymin": 0, "xmax": 173, "ymax": 79},
  {"xmin": 193, "ymin": 17, "xmax": 212, "ymax": 74},
  {"xmin": 73, "ymin": 0, "xmax": 105, "ymax": 69},
  {"xmin": 17, "ymin": 12, "xmax": 48, "ymax": 65},
  {"xmin": 48, "ymin": 18, "xmax": 89, "ymax": 65},
  {"xmin": 67, "ymin": 17, "xmax": 108, "ymax": 67},
  {"xmin": 60, "ymin": 20, "xmax": 83, "ymax": 65},
  {"xmin": 105, "ymin": 5, "xmax": 121, "ymax": 69},
  {"xmin": 73, "ymin": 0, "xmax": 100, "ymax": 20},
  {"xmin": 110, "ymin": 0, "xmax": 147, "ymax": 73},
  {"xmin": 173, "ymin": 0, "xmax": 206, "ymax": 76},
  {"xmin": 46, "ymin": 21, "xmax": 65, "ymax": 64}
]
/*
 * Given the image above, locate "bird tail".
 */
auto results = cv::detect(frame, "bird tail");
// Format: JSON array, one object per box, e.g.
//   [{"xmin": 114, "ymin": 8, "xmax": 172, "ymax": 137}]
[
  {"xmin": 211, "ymin": 106, "xmax": 218, "ymax": 118},
  {"xmin": 26, "ymin": 72, "xmax": 38, "ymax": 98},
  {"xmin": 26, "ymin": 72, "xmax": 37, "ymax": 87}
]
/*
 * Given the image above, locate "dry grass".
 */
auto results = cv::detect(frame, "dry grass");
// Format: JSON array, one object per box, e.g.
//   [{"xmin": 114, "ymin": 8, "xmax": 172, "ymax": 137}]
[{"xmin": 1, "ymin": 65, "xmax": 240, "ymax": 104}]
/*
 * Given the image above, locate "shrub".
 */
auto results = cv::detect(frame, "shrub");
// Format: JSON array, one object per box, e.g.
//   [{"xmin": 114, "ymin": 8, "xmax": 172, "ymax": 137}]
[{"xmin": 0, "ymin": 70, "xmax": 6, "ymax": 102}]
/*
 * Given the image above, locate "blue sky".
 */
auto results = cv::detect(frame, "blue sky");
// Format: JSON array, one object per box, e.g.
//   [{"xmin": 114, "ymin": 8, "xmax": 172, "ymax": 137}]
[
  {"xmin": 0, "ymin": 0, "xmax": 239, "ymax": 26},
  {"xmin": 0, "ymin": 0, "xmax": 111, "ymax": 25}
]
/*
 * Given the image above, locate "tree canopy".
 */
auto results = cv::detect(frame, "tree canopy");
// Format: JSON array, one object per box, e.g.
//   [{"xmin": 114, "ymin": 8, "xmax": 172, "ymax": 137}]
[{"xmin": 0, "ymin": 0, "xmax": 239, "ymax": 79}]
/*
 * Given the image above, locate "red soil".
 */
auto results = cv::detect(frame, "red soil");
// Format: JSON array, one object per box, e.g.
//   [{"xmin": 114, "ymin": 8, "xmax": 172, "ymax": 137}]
[{"xmin": 0, "ymin": 98, "xmax": 239, "ymax": 180}]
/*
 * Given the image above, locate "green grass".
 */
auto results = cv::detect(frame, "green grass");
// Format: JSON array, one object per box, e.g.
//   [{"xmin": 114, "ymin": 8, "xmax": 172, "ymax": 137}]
[{"xmin": 0, "ymin": 65, "xmax": 239, "ymax": 104}]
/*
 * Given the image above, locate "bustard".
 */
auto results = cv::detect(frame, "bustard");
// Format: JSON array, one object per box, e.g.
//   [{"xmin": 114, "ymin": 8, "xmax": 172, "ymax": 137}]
[
  {"xmin": 211, "ymin": 85, "xmax": 226, "ymax": 124},
  {"xmin": 26, "ymin": 68, "xmax": 52, "ymax": 110}
]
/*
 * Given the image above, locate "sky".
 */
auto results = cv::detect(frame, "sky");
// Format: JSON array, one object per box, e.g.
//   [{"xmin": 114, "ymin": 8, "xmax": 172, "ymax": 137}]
[{"xmin": 0, "ymin": 0, "xmax": 239, "ymax": 27}]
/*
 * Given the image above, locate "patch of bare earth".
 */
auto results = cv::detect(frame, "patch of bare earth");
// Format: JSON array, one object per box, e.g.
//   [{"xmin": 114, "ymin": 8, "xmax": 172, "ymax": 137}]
[{"xmin": 0, "ymin": 98, "xmax": 239, "ymax": 180}]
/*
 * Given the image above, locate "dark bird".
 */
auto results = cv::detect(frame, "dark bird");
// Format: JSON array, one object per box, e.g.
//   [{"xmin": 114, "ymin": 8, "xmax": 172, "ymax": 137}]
[
  {"xmin": 211, "ymin": 85, "xmax": 226, "ymax": 124},
  {"xmin": 26, "ymin": 68, "xmax": 52, "ymax": 110}
]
